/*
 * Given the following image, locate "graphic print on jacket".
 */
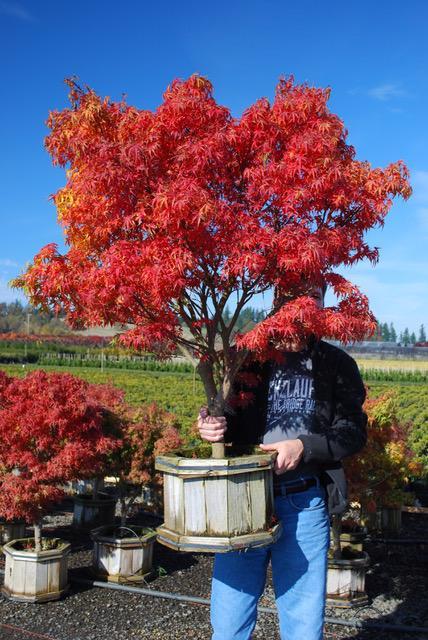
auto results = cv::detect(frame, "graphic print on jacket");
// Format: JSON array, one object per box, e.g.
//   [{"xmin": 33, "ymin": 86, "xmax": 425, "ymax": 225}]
[{"xmin": 264, "ymin": 350, "xmax": 317, "ymax": 444}]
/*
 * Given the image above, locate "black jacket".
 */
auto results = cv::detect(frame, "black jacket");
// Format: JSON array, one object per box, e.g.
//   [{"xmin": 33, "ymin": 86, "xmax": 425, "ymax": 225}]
[{"xmin": 225, "ymin": 340, "xmax": 367, "ymax": 514}]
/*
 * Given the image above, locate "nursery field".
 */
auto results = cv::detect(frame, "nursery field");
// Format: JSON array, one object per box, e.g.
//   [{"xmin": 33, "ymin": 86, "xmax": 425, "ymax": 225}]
[
  {"xmin": 356, "ymin": 358, "xmax": 428, "ymax": 371},
  {"xmin": 0, "ymin": 363, "xmax": 427, "ymax": 453}
]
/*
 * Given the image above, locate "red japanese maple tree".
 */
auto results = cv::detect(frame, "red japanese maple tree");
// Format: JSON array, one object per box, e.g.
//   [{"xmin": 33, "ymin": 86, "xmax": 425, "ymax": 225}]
[
  {"xmin": 15, "ymin": 75, "xmax": 411, "ymax": 446},
  {"xmin": 108, "ymin": 403, "xmax": 183, "ymax": 526},
  {"xmin": 0, "ymin": 371, "xmax": 122, "ymax": 550}
]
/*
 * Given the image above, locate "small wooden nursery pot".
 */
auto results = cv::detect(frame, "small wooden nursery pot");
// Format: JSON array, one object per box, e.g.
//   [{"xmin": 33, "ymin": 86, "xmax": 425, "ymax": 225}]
[
  {"xmin": 326, "ymin": 551, "xmax": 370, "ymax": 608},
  {"xmin": 339, "ymin": 530, "xmax": 365, "ymax": 553},
  {"xmin": 91, "ymin": 525, "xmax": 156, "ymax": 583},
  {"xmin": 381, "ymin": 507, "xmax": 402, "ymax": 535},
  {"xmin": 0, "ymin": 520, "xmax": 27, "ymax": 546},
  {"xmin": 72, "ymin": 492, "xmax": 117, "ymax": 530},
  {"xmin": 155, "ymin": 444, "xmax": 282, "ymax": 553},
  {"xmin": 2, "ymin": 538, "xmax": 71, "ymax": 603}
]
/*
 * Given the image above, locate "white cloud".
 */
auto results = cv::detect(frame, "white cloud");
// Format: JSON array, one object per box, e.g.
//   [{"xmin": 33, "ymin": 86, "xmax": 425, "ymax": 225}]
[
  {"xmin": 0, "ymin": 1, "xmax": 34, "ymax": 21},
  {"xmin": 0, "ymin": 258, "xmax": 19, "ymax": 268},
  {"xmin": 367, "ymin": 83, "xmax": 407, "ymax": 101}
]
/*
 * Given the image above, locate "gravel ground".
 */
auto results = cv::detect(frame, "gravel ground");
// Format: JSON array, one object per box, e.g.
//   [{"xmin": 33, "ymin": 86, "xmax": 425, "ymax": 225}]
[{"xmin": 0, "ymin": 503, "xmax": 427, "ymax": 640}]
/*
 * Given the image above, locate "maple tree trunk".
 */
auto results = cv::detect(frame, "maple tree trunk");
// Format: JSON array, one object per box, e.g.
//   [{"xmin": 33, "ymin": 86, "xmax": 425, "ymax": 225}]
[
  {"xmin": 92, "ymin": 477, "xmax": 101, "ymax": 500},
  {"xmin": 331, "ymin": 514, "xmax": 342, "ymax": 560},
  {"xmin": 33, "ymin": 520, "xmax": 43, "ymax": 553},
  {"xmin": 120, "ymin": 496, "xmax": 127, "ymax": 528},
  {"xmin": 197, "ymin": 360, "xmax": 226, "ymax": 459},
  {"xmin": 209, "ymin": 395, "xmax": 226, "ymax": 459}
]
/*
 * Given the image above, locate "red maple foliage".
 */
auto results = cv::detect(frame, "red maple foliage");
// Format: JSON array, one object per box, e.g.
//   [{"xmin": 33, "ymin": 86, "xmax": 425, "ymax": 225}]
[
  {"xmin": 15, "ymin": 75, "xmax": 411, "ymax": 414},
  {"xmin": 0, "ymin": 370, "xmax": 122, "ymax": 527},
  {"xmin": 344, "ymin": 392, "xmax": 420, "ymax": 512},
  {"xmin": 109, "ymin": 403, "xmax": 183, "ymax": 523}
]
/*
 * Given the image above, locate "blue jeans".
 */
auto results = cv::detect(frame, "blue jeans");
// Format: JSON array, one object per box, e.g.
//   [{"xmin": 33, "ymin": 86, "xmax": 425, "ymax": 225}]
[{"xmin": 210, "ymin": 480, "xmax": 330, "ymax": 640}]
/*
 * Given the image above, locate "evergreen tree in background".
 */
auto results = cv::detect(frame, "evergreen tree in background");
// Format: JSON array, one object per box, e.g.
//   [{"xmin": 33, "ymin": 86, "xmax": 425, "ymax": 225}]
[
  {"xmin": 410, "ymin": 331, "xmax": 416, "ymax": 344},
  {"xmin": 418, "ymin": 324, "xmax": 426, "ymax": 343},
  {"xmin": 381, "ymin": 322, "xmax": 390, "ymax": 341},
  {"xmin": 402, "ymin": 328, "xmax": 410, "ymax": 346},
  {"xmin": 389, "ymin": 322, "xmax": 397, "ymax": 343}
]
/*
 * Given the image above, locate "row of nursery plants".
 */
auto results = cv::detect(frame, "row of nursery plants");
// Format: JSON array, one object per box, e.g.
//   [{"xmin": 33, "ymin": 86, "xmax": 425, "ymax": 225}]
[
  {"xmin": 37, "ymin": 354, "xmax": 194, "ymax": 372},
  {"xmin": 360, "ymin": 367, "xmax": 428, "ymax": 383},
  {"xmin": 0, "ymin": 368, "xmax": 184, "ymax": 602},
  {"xmin": 1, "ymin": 362, "xmax": 426, "ymax": 469},
  {"xmin": 0, "ymin": 351, "xmax": 193, "ymax": 373},
  {"xmin": 0, "ymin": 332, "xmax": 110, "ymax": 348}
]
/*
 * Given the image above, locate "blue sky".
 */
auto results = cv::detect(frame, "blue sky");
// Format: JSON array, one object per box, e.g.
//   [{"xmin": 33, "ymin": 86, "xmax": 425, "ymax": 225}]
[{"xmin": 1, "ymin": 0, "xmax": 427, "ymax": 334}]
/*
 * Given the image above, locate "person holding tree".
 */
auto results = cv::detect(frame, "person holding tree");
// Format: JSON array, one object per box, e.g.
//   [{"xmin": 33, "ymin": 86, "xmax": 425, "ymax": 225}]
[{"xmin": 198, "ymin": 284, "xmax": 367, "ymax": 640}]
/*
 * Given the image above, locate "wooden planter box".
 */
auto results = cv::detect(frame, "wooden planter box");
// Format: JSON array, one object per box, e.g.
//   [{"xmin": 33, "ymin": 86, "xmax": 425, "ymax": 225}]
[
  {"xmin": 91, "ymin": 525, "xmax": 156, "ymax": 583},
  {"xmin": 155, "ymin": 445, "xmax": 282, "ymax": 552},
  {"xmin": 0, "ymin": 521, "xmax": 27, "ymax": 546},
  {"xmin": 339, "ymin": 529, "xmax": 365, "ymax": 553},
  {"xmin": 326, "ymin": 551, "xmax": 370, "ymax": 608},
  {"xmin": 2, "ymin": 538, "xmax": 71, "ymax": 603},
  {"xmin": 72, "ymin": 493, "xmax": 117, "ymax": 530},
  {"xmin": 381, "ymin": 507, "xmax": 402, "ymax": 535}
]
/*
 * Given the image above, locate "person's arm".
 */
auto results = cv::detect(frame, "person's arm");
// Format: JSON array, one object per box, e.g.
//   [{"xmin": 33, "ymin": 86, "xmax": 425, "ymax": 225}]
[{"xmin": 297, "ymin": 352, "xmax": 367, "ymax": 464}]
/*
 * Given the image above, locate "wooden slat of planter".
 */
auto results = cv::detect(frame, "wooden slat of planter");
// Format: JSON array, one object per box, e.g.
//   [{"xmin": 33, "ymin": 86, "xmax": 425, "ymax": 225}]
[
  {"xmin": 120, "ymin": 548, "xmax": 133, "ymax": 576},
  {"xmin": 163, "ymin": 474, "xmax": 175, "ymax": 531},
  {"xmin": 184, "ymin": 478, "xmax": 207, "ymax": 535},
  {"xmin": 24, "ymin": 559, "xmax": 37, "ymax": 595},
  {"xmin": 205, "ymin": 476, "xmax": 228, "ymax": 535},
  {"xmin": 164, "ymin": 474, "xmax": 184, "ymax": 533},
  {"xmin": 249, "ymin": 473, "xmax": 267, "ymax": 532},
  {"xmin": 35, "ymin": 559, "xmax": 48, "ymax": 593},
  {"xmin": 228, "ymin": 473, "xmax": 251, "ymax": 536},
  {"xmin": 171, "ymin": 475, "xmax": 184, "ymax": 534},
  {"xmin": 10, "ymin": 557, "xmax": 25, "ymax": 595},
  {"xmin": 48, "ymin": 558, "xmax": 60, "ymax": 594},
  {"xmin": 131, "ymin": 548, "xmax": 143, "ymax": 574},
  {"xmin": 141, "ymin": 545, "xmax": 153, "ymax": 574}
]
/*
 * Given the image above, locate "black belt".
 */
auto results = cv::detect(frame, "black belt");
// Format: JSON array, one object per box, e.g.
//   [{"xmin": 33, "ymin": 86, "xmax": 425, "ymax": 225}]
[{"xmin": 273, "ymin": 477, "xmax": 317, "ymax": 497}]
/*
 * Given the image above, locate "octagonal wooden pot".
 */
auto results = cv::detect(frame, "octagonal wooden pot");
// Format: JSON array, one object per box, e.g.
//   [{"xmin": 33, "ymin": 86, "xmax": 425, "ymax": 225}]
[
  {"xmin": 91, "ymin": 525, "xmax": 156, "ymax": 583},
  {"xmin": 2, "ymin": 538, "xmax": 71, "ymax": 603},
  {"xmin": 72, "ymin": 492, "xmax": 117, "ymax": 530},
  {"xmin": 0, "ymin": 520, "xmax": 27, "ymax": 546},
  {"xmin": 326, "ymin": 551, "xmax": 370, "ymax": 608},
  {"xmin": 381, "ymin": 507, "xmax": 402, "ymax": 535},
  {"xmin": 155, "ymin": 444, "xmax": 282, "ymax": 553}
]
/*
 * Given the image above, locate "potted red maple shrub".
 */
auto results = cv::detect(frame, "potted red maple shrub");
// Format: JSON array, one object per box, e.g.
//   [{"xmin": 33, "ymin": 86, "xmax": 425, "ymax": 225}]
[
  {"xmin": 91, "ymin": 403, "xmax": 182, "ymax": 583},
  {"xmin": 0, "ymin": 372, "xmax": 27, "ymax": 547},
  {"xmin": 327, "ymin": 392, "xmax": 419, "ymax": 606},
  {"xmin": 14, "ymin": 75, "xmax": 410, "ymax": 552},
  {"xmin": 0, "ymin": 371, "xmax": 121, "ymax": 602}
]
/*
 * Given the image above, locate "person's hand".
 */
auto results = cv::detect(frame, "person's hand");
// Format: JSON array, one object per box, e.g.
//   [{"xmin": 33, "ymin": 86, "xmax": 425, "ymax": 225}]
[
  {"xmin": 259, "ymin": 439, "xmax": 304, "ymax": 474},
  {"xmin": 197, "ymin": 407, "xmax": 227, "ymax": 442}
]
